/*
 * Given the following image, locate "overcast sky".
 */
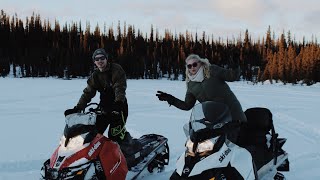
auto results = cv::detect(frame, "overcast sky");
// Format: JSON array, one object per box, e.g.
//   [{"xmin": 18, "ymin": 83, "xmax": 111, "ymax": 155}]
[{"xmin": 1, "ymin": 0, "xmax": 320, "ymax": 42}]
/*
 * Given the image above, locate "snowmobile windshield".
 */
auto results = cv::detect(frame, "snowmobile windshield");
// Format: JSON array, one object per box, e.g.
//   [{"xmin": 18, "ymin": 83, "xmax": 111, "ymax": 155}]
[
  {"xmin": 184, "ymin": 101, "xmax": 232, "ymax": 140},
  {"xmin": 65, "ymin": 113, "xmax": 97, "ymax": 128},
  {"xmin": 64, "ymin": 113, "xmax": 97, "ymax": 139}
]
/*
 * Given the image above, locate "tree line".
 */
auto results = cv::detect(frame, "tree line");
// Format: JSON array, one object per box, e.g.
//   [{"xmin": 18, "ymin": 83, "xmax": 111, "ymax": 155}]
[{"xmin": 1, "ymin": 10, "xmax": 320, "ymax": 85}]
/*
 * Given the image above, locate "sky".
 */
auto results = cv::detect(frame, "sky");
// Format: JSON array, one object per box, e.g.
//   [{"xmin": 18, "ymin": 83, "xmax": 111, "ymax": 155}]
[
  {"xmin": 0, "ymin": 77, "xmax": 320, "ymax": 179},
  {"xmin": 1, "ymin": 0, "xmax": 320, "ymax": 42}
]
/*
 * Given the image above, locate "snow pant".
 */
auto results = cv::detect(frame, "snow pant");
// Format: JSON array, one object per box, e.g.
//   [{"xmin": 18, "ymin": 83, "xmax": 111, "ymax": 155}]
[{"xmin": 95, "ymin": 107, "xmax": 128, "ymax": 143}]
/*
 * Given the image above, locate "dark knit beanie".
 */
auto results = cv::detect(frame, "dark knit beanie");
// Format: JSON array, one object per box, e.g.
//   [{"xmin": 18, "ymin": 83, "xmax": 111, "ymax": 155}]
[{"xmin": 92, "ymin": 48, "xmax": 108, "ymax": 60}]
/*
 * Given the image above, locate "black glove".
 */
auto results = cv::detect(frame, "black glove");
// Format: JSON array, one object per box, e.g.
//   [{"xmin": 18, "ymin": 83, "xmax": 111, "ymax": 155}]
[
  {"xmin": 64, "ymin": 106, "xmax": 81, "ymax": 116},
  {"xmin": 156, "ymin": 91, "xmax": 175, "ymax": 105},
  {"xmin": 110, "ymin": 101, "xmax": 125, "ymax": 123}
]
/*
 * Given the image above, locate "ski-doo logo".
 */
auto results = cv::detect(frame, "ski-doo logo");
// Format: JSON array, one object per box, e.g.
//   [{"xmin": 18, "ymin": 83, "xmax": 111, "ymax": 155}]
[
  {"xmin": 219, "ymin": 148, "xmax": 231, "ymax": 163},
  {"xmin": 88, "ymin": 141, "xmax": 101, "ymax": 157}
]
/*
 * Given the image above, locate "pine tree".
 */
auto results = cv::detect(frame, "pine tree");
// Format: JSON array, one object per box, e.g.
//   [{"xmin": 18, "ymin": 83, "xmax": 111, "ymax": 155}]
[
  {"xmin": 287, "ymin": 44, "xmax": 297, "ymax": 83},
  {"xmin": 277, "ymin": 33, "xmax": 287, "ymax": 83}
]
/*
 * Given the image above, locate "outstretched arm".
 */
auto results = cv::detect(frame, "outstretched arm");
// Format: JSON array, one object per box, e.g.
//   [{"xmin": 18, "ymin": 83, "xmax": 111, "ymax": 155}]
[{"xmin": 156, "ymin": 90, "xmax": 196, "ymax": 110}]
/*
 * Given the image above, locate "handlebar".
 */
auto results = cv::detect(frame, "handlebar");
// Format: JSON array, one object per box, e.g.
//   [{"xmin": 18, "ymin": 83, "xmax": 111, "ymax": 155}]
[{"xmin": 84, "ymin": 103, "xmax": 103, "ymax": 115}]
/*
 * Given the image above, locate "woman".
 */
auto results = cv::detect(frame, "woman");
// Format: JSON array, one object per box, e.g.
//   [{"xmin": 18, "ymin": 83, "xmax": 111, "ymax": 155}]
[{"xmin": 156, "ymin": 54, "xmax": 247, "ymax": 123}]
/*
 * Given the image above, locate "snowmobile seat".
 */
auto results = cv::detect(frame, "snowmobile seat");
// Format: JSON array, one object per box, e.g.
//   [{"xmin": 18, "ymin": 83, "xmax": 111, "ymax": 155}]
[
  {"xmin": 237, "ymin": 108, "xmax": 275, "ymax": 170},
  {"xmin": 244, "ymin": 107, "xmax": 273, "ymax": 133},
  {"xmin": 237, "ymin": 107, "xmax": 273, "ymax": 147}
]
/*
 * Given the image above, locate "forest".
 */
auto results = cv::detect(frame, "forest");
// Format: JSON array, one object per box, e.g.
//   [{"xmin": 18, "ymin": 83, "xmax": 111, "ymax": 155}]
[{"xmin": 1, "ymin": 10, "xmax": 320, "ymax": 85}]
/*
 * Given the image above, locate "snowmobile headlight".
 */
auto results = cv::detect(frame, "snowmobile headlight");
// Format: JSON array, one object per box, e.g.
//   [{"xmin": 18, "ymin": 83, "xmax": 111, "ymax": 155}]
[
  {"xmin": 186, "ymin": 137, "xmax": 217, "ymax": 155},
  {"xmin": 186, "ymin": 139, "xmax": 194, "ymax": 153},
  {"xmin": 60, "ymin": 133, "xmax": 87, "ymax": 151},
  {"xmin": 197, "ymin": 139, "xmax": 215, "ymax": 153}
]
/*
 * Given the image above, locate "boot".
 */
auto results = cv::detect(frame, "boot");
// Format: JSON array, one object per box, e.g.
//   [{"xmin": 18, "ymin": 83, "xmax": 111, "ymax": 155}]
[{"xmin": 118, "ymin": 132, "xmax": 142, "ymax": 157}]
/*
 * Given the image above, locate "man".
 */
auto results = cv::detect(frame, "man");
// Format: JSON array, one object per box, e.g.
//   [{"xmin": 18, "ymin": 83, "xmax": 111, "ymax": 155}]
[{"xmin": 65, "ymin": 48, "xmax": 141, "ymax": 157}]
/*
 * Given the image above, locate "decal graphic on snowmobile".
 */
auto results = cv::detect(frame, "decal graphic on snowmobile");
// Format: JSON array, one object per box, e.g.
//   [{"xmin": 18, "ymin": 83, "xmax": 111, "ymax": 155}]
[
  {"xmin": 219, "ymin": 148, "xmax": 231, "ymax": 163},
  {"xmin": 170, "ymin": 101, "xmax": 289, "ymax": 180},
  {"xmin": 40, "ymin": 103, "xmax": 169, "ymax": 180}
]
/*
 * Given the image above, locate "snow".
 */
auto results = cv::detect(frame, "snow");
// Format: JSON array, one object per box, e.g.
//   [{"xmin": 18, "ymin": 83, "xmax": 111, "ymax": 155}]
[{"xmin": 0, "ymin": 78, "xmax": 320, "ymax": 179}]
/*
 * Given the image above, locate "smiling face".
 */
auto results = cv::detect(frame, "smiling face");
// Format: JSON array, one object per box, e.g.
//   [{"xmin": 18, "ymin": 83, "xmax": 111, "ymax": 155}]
[
  {"xmin": 186, "ymin": 58, "xmax": 201, "ymax": 75},
  {"xmin": 93, "ymin": 54, "xmax": 108, "ymax": 71}
]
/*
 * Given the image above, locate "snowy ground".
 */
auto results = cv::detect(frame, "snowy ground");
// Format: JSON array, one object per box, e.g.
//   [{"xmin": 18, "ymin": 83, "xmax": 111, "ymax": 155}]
[{"xmin": 0, "ymin": 78, "xmax": 319, "ymax": 180}]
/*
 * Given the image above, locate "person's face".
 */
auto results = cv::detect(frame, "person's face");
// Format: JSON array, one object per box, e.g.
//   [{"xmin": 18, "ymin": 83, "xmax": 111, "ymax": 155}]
[
  {"xmin": 93, "ymin": 54, "xmax": 108, "ymax": 70},
  {"xmin": 186, "ymin": 59, "xmax": 201, "ymax": 75}
]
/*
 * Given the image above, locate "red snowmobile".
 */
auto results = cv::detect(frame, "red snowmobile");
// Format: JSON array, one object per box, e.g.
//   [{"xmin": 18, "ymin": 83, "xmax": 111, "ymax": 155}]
[{"xmin": 40, "ymin": 103, "xmax": 169, "ymax": 180}]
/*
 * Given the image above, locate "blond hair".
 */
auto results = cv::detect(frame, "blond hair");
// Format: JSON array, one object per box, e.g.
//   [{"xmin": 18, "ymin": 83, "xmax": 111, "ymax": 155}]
[{"xmin": 185, "ymin": 54, "xmax": 211, "ymax": 83}]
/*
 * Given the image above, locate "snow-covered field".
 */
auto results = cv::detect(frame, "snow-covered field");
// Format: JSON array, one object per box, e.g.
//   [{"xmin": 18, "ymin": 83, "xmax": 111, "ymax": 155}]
[{"xmin": 0, "ymin": 78, "xmax": 319, "ymax": 180}]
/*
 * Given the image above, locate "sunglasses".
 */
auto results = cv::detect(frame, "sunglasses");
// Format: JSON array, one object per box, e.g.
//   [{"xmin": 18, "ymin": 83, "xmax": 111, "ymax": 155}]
[
  {"xmin": 94, "ymin": 56, "xmax": 107, "ymax": 62},
  {"xmin": 187, "ymin": 62, "xmax": 199, "ymax": 69}
]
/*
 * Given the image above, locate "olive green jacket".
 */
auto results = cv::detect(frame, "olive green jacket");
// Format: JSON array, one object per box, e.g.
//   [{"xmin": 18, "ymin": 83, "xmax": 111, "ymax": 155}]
[
  {"xmin": 76, "ymin": 63, "xmax": 127, "ymax": 110},
  {"xmin": 172, "ymin": 64, "xmax": 247, "ymax": 123}
]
